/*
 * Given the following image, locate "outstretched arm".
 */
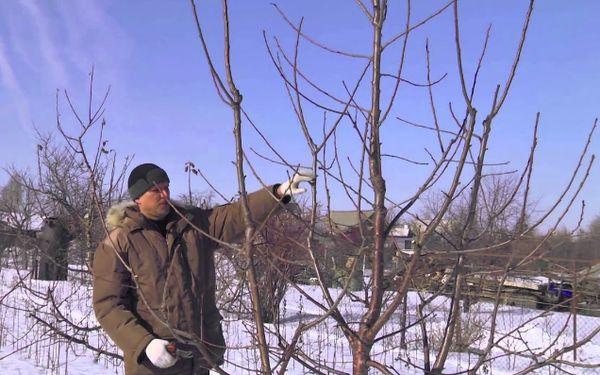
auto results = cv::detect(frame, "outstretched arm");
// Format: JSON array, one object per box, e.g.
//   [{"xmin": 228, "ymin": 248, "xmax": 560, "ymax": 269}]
[{"xmin": 207, "ymin": 169, "xmax": 315, "ymax": 243}]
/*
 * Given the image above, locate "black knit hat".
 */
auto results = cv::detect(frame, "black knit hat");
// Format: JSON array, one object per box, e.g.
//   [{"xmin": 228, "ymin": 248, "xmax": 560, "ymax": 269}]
[{"xmin": 128, "ymin": 163, "xmax": 170, "ymax": 200}]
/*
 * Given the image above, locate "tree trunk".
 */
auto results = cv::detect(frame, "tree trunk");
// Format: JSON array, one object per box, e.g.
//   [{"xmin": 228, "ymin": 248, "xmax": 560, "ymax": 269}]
[{"xmin": 352, "ymin": 339, "xmax": 373, "ymax": 375}]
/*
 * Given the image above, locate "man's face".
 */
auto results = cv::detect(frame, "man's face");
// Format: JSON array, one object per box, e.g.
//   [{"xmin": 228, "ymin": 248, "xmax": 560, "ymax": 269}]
[{"xmin": 135, "ymin": 181, "xmax": 171, "ymax": 220}]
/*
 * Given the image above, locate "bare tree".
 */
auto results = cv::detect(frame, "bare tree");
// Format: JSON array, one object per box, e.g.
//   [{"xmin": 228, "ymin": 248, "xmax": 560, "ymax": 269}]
[
  {"xmin": 2, "ymin": 2, "xmax": 595, "ymax": 374},
  {"xmin": 0, "ymin": 176, "xmax": 37, "ymax": 269},
  {"xmin": 0, "ymin": 71, "xmax": 134, "ymax": 372},
  {"xmin": 188, "ymin": 0, "xmax": 598, "ymax": 374}
]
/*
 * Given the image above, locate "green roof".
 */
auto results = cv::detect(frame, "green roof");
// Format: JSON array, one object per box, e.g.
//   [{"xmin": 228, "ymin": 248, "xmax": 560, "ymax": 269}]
[{"xmin": 323, "ymin": 210, "xmax": 375, "ymax": 231}]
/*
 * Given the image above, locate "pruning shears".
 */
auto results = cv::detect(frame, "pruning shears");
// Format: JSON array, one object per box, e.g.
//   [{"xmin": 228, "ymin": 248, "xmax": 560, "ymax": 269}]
[{"xmin": 166, "ymin": 341, "xmax": 194, "ymax": 359}]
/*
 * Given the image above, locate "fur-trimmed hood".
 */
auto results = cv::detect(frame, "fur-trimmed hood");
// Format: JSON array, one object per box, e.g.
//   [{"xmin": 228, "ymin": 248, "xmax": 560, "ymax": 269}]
[
  {"xmin": 105, "ymin": 201, "xmax": 136, "ymax": 231},
  {"xmin": 105, "ymin": 200, "xmax": 193, "ymax": 231}
]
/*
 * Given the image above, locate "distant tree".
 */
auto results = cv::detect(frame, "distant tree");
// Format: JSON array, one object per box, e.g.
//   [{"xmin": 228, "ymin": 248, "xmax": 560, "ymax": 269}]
[
  {"xmin": 420, "ymin": 174, "xmax": 531, "ymax": 269},
  {"xmin": 187, "ymin": 1, "xmax": 598, "ymax": 373},
  {"xmin": 586, "ymin": 215, "xmax": 600, "ymax": 262},
  {"xmin": 0, "ymin": 176, "xmax": 36, "ymax": 230},
  {"xmin": 10, "ymin": 128, "xmax": 130, "ymax": 268},
  {"xmin": 175, "ymin": 189, "xmax": 217, "ymax": 209},
  {"xmin": 572, "ymin": 215, "xmax": 600, "ymax": 264},
  {"xmin": 0, "ymin": 175, "xmax": 37, "ymax": 268},
  {"xmin": 254, "ymin": 205, "xmax": 311, "ymax": 323},
  {"xmin": 588, "ymin": 215, "xmax": 600, "ymax": 239},
  {"xmin": 218, "ymin": 203, "xmax": 312, "ymax": 324}
]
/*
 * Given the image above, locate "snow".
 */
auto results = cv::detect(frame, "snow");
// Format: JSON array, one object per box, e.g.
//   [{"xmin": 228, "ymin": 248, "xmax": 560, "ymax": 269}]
[{"xmin": 0, "ymin": 267, "xmax": 598, "ymax": 374}]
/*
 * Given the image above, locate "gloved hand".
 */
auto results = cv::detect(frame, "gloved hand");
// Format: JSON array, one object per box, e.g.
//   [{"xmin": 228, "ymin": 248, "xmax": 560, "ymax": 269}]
[
  {"xmin": 145, "ymin": 338, "xmax": 177, "ymax": 368},
  {"xmin": 277, "ymin": 168, "xmax": 316, "ymax": 197}
]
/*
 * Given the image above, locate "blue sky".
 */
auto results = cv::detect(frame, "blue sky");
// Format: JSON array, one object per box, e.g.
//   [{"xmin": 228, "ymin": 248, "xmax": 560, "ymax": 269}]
[{"xmin": 0, "ymin": 0, "xmax": 598, "ymax": 231}]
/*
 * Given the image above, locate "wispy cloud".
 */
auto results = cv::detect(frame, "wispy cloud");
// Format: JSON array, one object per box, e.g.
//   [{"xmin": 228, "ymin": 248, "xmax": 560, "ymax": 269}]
[
  {"xmin": 53, "ymin": 0, "xmax": 133, "ymax": 125},
  {"xmin": 19, "ymin": 0, "xmax": 70, "ymax": 88},
  {"xmin": 0, "ymin": 38, "xmax": 33, "ymax": 135}
]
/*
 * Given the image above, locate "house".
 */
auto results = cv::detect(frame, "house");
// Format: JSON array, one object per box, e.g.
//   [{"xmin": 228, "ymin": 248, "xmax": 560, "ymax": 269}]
[
  {"xmin": 317, "ymin": 211, "xmax": 415, "ymax": 252},
  {"xmin": 319, "ymin": 210, "xmax": 375, "ymax": 235},
  {"xmin": 388, "ymin": 224, "xmax": 415, "ymax": 254}
]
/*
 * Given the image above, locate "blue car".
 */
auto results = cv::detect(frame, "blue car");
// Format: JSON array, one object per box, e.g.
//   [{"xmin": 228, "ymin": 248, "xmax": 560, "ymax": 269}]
[{"xmin": 537, "ymin": 282, "xmax": 573, "ymax": 310}]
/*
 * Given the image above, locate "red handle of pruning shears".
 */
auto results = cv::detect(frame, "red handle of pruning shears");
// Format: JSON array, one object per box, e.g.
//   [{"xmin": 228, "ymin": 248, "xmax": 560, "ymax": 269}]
[{"xmin": 166, "ymin": 341, "xmax": 194, "ymax": 358}]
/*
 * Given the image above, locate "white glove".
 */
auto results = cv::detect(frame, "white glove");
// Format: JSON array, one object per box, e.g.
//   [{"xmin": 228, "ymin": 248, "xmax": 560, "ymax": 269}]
[
  {"xmin": 145, "ymin": 338, "xmax": 177, "ymax": 368},
  {"xmin": 277, "ymin": 168, "xmax": 316, "ymax": 197}
]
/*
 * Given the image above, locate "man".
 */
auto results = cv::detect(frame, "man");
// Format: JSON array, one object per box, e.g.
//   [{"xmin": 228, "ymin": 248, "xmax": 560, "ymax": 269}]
[{"xmin": 92, "ymin": 163, "xmax": 313, "ymax": 374}]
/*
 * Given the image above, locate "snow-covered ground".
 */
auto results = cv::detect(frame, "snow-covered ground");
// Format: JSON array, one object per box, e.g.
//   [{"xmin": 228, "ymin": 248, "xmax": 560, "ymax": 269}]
[{"xmin": 0, "ymin": 267, "xmax": 598, "ymax": 374}]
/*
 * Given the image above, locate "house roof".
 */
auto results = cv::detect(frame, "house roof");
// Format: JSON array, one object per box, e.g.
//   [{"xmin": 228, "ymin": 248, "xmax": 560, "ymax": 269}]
[
  {"xmin": 388, "ymin": 224, "xmax": 412, "ymax": 237},
  {"xmin": 321, "ymin": 210, "xmax": 375, "ymax": 231}
]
